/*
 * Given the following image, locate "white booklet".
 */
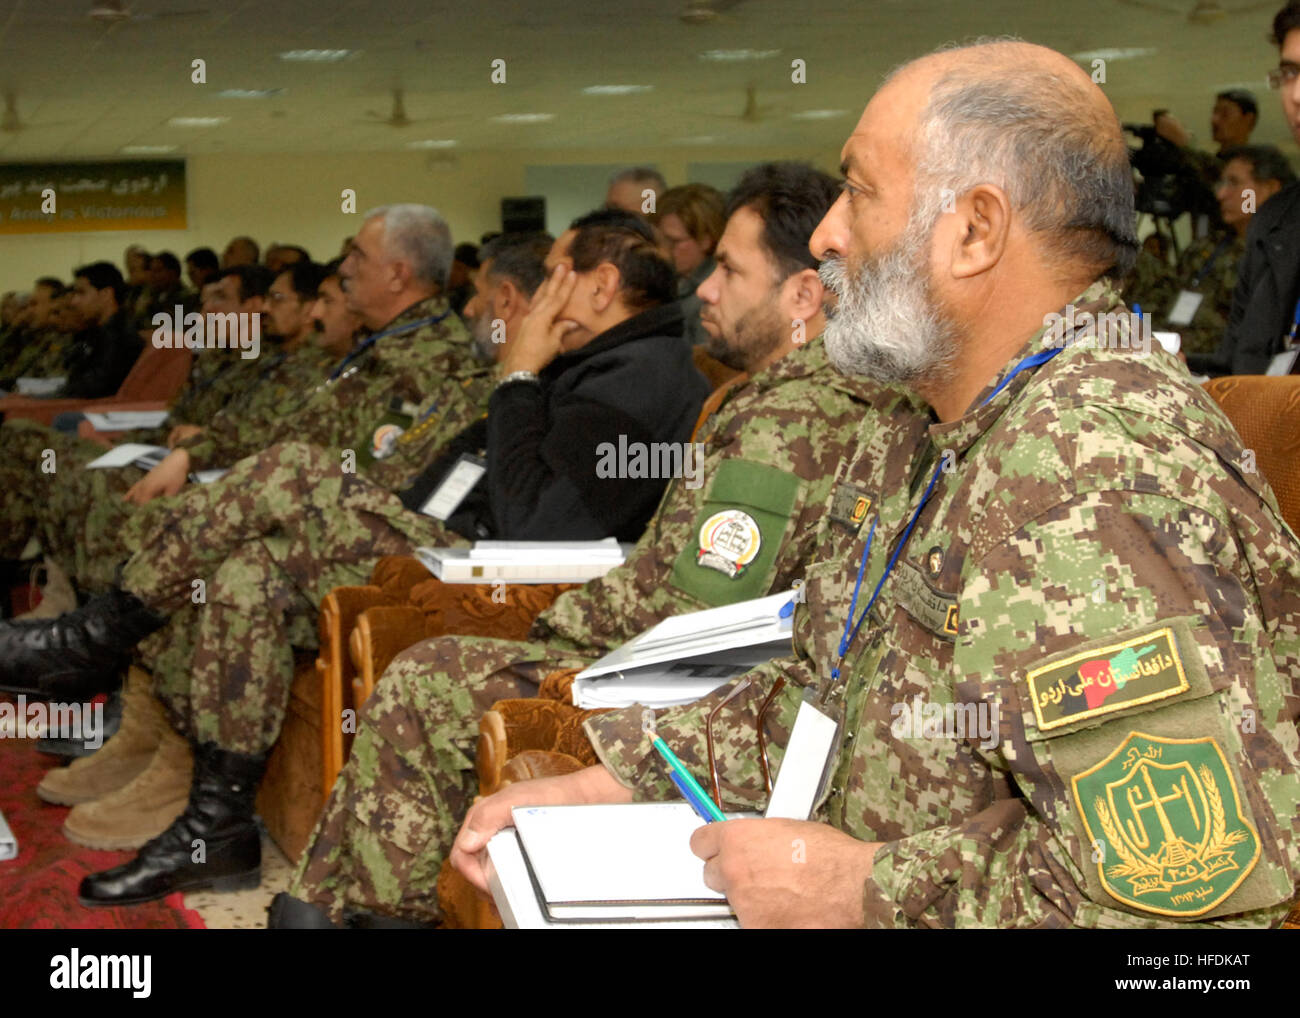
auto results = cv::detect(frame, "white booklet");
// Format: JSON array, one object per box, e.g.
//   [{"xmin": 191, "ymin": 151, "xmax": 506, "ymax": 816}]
[
  {"xmin": 84, "ymin": 443, "xmax": 169, "ymax": 470},
  {"xmin": 570, "ymin": 590, "xmax": 796, "ymax": 712},
  {"xmin": 83, "ymin": 410, "xmax": 170, "ymax": 431},
  {"xmin": 415, "ymin": 539, "xmax": 629, "ymax": 584},
  {"xmin": 14, "ymin": 376, "xmax": 65, "ymax": 396}
]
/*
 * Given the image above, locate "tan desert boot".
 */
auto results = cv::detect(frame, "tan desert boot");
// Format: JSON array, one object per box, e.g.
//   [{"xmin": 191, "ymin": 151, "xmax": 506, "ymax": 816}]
[
  {"xmin": 15, "ymin": 557, "xmax": 78, "ymax": 619},
  {"xmin": 37, "ymin": 667, "xmax": 164, "ymax": 805},
  {"xmin": 62, "ymin": 726, "xmax": 193, "ymax": 850}
]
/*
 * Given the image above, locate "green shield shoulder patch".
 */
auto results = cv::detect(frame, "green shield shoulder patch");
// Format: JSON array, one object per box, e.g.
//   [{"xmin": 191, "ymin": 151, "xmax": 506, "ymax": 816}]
[{"xmin": 1072, "ymin": 731, "xmax": 1260, "ymax": 917}]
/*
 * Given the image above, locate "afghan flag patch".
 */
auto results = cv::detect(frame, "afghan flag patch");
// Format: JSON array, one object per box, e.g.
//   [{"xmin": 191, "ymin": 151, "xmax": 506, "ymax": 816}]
[
  {"xmin": 1073, "ymin": 732, "xmax": 1260, "ymax": 917},
  {"xmin": 1026, "ymin": 626, "xmax": 1189, "ymax": 732}
]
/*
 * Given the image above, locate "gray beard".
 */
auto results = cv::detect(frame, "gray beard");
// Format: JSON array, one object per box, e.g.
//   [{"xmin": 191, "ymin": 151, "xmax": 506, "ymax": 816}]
[
  {"xmin": 469, "ymin": 311, "xmax": 497, "ymax": 362},
  {"xmin": 819, "ymin": 229, "xmax": 957, "ymax": 387}
]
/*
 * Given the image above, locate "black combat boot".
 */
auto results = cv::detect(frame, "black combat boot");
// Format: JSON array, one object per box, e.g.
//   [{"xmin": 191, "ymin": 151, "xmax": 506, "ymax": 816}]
[
  {"xmin": 78, "ymin": 742, "xmax": 265, "ymax": 907},
  {"xmin": 0, "ymin": 588, "xmax": 167, "ymax": 700},
  {"xmin": 266, "ymin": 892, "xmax": 343, "ymax": 929}
]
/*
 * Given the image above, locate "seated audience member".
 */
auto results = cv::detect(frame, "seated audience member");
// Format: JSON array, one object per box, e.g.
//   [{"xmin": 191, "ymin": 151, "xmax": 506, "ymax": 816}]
[
  {"xmin": 0, "ymin": 277, "xmax": 68, "ymax": 384},
  {"xmin": 605, "ymin": 166, "xmax": 668, "ymax": 219},
  {"xmin": 1223, "ymin": 0, "xmax": 1300, "ymax": 374},
  {"xmin": 447, "ymin": 242, "xmax": 479, "ymax": 316},
  {"xmin": 267, "ymin": 161, "xmax": 931, "ymax": 929},
  {"xmin": 183, "ymin": 247, "xmax": 221, "ymax": 291},
  {"xmin": 308, "ymin": 258, "xmax": 366, "ymax": 358},
  {"xmin": 221, "ymin": 235, "xmax": 260, "ymax": 269},
  {"xmin": 122, "ymin": 245, "xmax": 152, "ymax": 314},
  {"xmin": 58, "ymin": 262, "xmax": 142, "ymax": 399},
  {"xmin": 447, "ymin": 40, "xmax": 1300, "ymax": 929},
  {"xmin": 1153, "ymin": 145, "xmax": 1294, "ymax": 372},
  {"xmin": 1155, "ymin": 89, "xmax": 1259, "ymax": 198},
  {"xmin": 264, "ymin": 243, "xmax": 311, "ymax": 274},
  {"xmin": 656, "ymin": 183, "xmax": 726, "ymax": 347},
  {"xmin": 0, "ymin": 218, "xmax": 708, "ymax": 906},
  {"xmin": 132, "ymin": 251, "xmax": 196, "ymax": 330}
]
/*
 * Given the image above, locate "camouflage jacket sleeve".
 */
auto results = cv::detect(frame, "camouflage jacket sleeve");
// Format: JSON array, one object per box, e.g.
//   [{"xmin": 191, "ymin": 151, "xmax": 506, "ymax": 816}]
[
  {"xmin": 532, "ymin": 339, "xmax": 924, "ymax": 653},
  {"xmin": 862, "ymin": 485, "xmax": 1300, "ymax": 928},
  {"xmin": 176, "ymin": 298, "xmax": 474, "ymax": 471}
]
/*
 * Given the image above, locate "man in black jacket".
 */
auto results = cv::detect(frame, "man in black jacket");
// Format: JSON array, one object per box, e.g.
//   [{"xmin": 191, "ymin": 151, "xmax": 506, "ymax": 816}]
[
  {"xmin": 1220, "ymin": 1, "xmax": 1300, "ymax": 374},
  {"xmin": 60, "ymin": 262, "xmax": 142, "ymax": 398},
  {"xmin": 401, "ymin": 208, "xmax": 709, "ymax": 542}
]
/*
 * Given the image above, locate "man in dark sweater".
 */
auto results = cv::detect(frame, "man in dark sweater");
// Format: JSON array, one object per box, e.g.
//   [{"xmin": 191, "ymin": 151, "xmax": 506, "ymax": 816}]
[
  {"xmin": 60, "ymin": 262, "xmax": 142, "ymax": 398},
  {"xmin": 400, "ymin": 208, "xmax": 710, "ymax": 542}
]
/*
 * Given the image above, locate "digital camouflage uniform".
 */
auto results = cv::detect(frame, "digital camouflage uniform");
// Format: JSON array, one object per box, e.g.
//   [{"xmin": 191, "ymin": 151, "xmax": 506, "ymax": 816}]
[
  {"xmin": 286, "ymin": 337, "xmax": 933, "ymax": 923},
  {"xmin": 0, "ymin": 342, "xmax": 338, "ymax": 593},
  {"xmin": 585, "ymin": 280, "xmax": 1300, "ymax": 928},
  {"xmin": 1149, "ymin": 233, "xmax": 1245, "ymax": 358}
]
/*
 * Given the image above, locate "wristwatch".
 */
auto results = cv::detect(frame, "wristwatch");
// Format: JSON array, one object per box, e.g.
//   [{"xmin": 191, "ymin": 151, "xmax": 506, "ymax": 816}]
[{"xmin": 494, "ymin": 369, "xmax": 541, "ymax": 392}]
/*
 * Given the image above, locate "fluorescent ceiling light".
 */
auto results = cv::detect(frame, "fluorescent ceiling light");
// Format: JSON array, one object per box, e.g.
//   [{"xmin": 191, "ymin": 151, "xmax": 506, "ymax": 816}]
[
  {"xmin": 1071, "ymin": 47, "xmax": 1155, "ymax": 62},
  {"xmin": 167, "ymin": 116, "xmax": 228, "ymax": 127},
  {"xmin": 492, "ymin": 113, "xmax": 555, "ymax": 123},
  {"xmin": 406, "ymin": 139, "xmax": 458, "ymax": 149},
  {"xmin": 582, "ymin": 85, "xmax": 654, "ymax": 96},
  {"xmin": 791, "ymin": 109, "xmax": 848, "ymax": 120},
  {"xmin": 279, "ymin": 49, "xmax": 356, "ymax": 62},
  {"xmin": 216, "ymin": 88, "xmax": 286, "ymax": 99},
  {"xmin": 699, "ymin": 48, "xmax": 780, "ymax": 62},
  {"xmin": 120, "ymin": 144, "xmax": 177, "ymax": 154}
]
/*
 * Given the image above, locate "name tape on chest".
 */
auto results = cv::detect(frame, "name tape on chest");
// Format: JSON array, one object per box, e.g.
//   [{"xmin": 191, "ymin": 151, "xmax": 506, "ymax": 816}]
[
  {"xmin": 419, "ymin": 454, "xmax": 486, "ymax": 521},
  {"xmin": 893, "ymin": 560, "xmax": 960, "ymax": 639}
]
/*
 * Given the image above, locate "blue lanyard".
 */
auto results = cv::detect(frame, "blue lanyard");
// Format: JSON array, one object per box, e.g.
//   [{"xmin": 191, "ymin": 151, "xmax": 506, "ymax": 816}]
[
  {"xmin": 328, "ymin": 311, "xmax": 448, "ymax": 380},
  {"xmin": 1288, "ymin": 298, "xmax": 1300, "ymax": 346},
  {"xmin": 830, "ymin": 346, "xmax": 1064, "ymax": 684}
]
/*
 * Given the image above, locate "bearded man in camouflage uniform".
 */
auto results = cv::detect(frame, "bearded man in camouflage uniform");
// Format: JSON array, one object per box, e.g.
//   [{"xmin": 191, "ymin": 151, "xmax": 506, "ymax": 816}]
[
  {"xmin": 266, "ymin": 162, "xmax": 932, "ymax": 928},
  {"xmin": 449, "ymin": 42, "xmax": 1300, "ymax": 929}
]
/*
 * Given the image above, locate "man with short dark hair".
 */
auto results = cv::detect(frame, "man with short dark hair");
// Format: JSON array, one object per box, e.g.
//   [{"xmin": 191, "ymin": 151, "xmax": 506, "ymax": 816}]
[
  {"xmin": 221, "ymin": 235, "xmax": 260, "ymax": 269},
  {"xmin": 60, "ymin": 262, "xmax": 141, "ymax": 398},
  {"xmin": 184, "ymin": 247, "xmax": 220, "ymax": 291},
  {"xmin": 1222, "ymin": 1, "xmax": 1300, "ymax": 373}
]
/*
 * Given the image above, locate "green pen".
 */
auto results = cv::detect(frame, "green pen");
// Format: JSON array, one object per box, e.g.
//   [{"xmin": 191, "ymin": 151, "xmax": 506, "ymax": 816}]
[{"xmin": 642, "ymin": 715, "xmax": 726, "ymax": 823}]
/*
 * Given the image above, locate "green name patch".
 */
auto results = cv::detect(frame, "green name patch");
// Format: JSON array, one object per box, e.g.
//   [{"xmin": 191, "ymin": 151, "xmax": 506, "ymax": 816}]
[
  {"xmin": 1073, "ymin": 732, "xmax": 1260, "ymax": 917},
  {"xmin": 1027, "ymin": 626, "xmax": 1189, "ymax": 732},
  {"xmin": 893, "ymin": 560, "xmax": 959, "ymax": 639}
]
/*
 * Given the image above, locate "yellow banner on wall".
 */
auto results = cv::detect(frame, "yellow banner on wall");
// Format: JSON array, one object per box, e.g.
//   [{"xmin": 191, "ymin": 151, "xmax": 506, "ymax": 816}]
[{"xmin": 0, "ymin": 160, "xmax": 186, "ymax": 234}]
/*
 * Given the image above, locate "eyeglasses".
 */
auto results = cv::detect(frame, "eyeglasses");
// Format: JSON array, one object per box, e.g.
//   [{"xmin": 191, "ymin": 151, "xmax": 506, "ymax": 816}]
[
  {"xmin": 1267, "ymin": 63, "xmax": 1299, "ymax": 89},
  {"xmin": 704, "ymin": 674, "xmax": 786, "ymax": 810}
]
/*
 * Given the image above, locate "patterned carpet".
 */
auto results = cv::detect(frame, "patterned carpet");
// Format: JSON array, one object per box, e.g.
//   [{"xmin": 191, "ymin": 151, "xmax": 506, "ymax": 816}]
[{"xmin": 0, "ymin": 725, "xmax": 205, "ymax": 929}]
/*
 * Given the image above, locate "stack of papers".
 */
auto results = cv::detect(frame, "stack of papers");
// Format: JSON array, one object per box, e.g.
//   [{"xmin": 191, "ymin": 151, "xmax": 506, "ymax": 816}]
[
  {"xmin": 14, "ymin": 377, "xmax": 65, "ymax": 396},
  {"xmin": 84, "ymin": 443, "xmax": 228, "ymax": 484},
  {"xmin": 83, "ymin": 410, "xmax": 170, "ymax": 431},
  {"xmin": 0, "ymin": 808, "xmax": 16, "ymax": 862},
  {"xmin": 415, "ymin": 539, "xmax": 629, "ymax": 584},
  {"xmin": 571, "ymin": 589, "xmax": 795, "ymax": 709},
  {"xmin": 487, "ymin": 803, "xmax": 747, "ymax": 927}
]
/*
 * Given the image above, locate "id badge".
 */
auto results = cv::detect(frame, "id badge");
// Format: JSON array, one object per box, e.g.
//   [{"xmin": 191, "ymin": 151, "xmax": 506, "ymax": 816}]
[
  {"xmin": 1266, "ymin": 348, "xmax": 1300, "ymax": 376},
  {"xmin": 1165, "ymin": 290, "xmax": 1202, "ymax": 327},
  {"xmin": 764, "ymin": 695, "xmax": 838, "ymax": 821},
  {"xmin": 419, "ymin": 453, "xmax": 486, "ymax": 520}
]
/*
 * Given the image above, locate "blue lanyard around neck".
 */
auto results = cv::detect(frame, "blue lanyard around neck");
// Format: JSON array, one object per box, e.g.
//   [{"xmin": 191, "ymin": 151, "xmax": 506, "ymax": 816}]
[
  {"xmin": 328, "ymin": 311, "xmax": 448, "ymax": 381},
  {"xmin": 1288, "ymin": 298, "xmax": 1300, "ymax": 346},
  {"xmin": 829, "ymin": 346, "xmax": 1064, "ymax": 685}
]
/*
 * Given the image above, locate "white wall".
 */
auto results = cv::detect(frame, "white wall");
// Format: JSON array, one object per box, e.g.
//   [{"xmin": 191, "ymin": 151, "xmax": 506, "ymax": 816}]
[{"xmin": 0, "ymin": 144, "xmax": 836, "ymax": 291}]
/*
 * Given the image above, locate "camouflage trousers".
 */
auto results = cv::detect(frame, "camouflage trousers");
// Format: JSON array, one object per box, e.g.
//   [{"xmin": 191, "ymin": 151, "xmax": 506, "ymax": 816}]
[
  {"xmin": 287, "ymin": 635, "xmax": 592, "ymax": 924},
  {"xmin": 125, "ymin": 441, "xmax": 461, "ymax": 755},
  {"xmin": 0, "ymin": 418, "xmax": 152, "ymax": 592}
]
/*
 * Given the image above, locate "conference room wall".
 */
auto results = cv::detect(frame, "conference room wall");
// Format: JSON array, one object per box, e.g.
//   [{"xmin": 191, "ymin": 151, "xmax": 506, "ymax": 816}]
[{"xmin": 0, "ymin": 143, "xmax": 831, "ymax": 292}]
